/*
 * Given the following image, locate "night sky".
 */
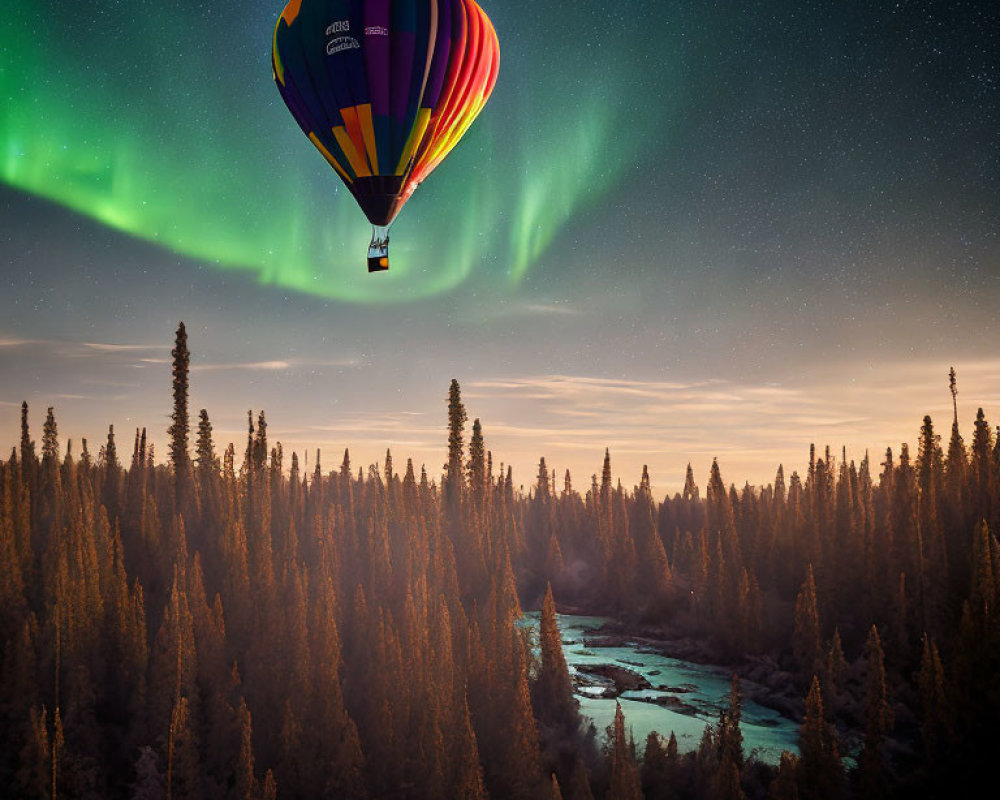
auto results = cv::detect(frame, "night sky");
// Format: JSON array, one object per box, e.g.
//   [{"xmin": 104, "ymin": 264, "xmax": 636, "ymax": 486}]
[{"xmin": 2, "ymin": 1, "xmax": 998, "ymax": 491}]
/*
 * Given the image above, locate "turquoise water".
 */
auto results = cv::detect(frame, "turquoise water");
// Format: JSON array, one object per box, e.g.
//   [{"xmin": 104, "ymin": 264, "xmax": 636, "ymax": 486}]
[{"xmin": 523, "ymin": 613, "xmax": 799, "ymax": 764}]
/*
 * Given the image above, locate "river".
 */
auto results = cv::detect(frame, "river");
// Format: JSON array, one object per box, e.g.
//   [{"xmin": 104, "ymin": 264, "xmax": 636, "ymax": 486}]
[{"xmin": 522, "ymin": 612, "xmax": 799, "ymax": 765}]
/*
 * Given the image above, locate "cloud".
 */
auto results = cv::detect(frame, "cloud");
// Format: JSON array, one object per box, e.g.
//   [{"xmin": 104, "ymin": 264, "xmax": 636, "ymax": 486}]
[
  {"xmin": 522, "ymin": 303, "xmax": 579, "ymax": 316},
  {"xmin": 485, "ymin": 422, "xmax": 621, "ymax": 439},
  {"xmin": 467, "ymin": 299, "xmax": 580, "ymax": 322},
  {"xmin": 0, "ymin": 337, "xmax": 171, "ymax": 356},
  {"xmin": 470, "ymin": 375, "xmax": 720, "ymax": 400},
  {"xmin": 81, "ymin": 378, "xmax": 141, "ymax": 389},
  {"xmin": 82, "ymin": 342, "xmax": 170, "ymax": 352},
  {"xmin": 787, "ymin": 415, "xmax": 871, "ymax": 427},
  {"xmin": 308, "ymin": 411, "xmax": 437, "ymax": 438},
  {"xmin": 191, "ymin": 360, "xmax": 292, "ymax": 372},
  {"xmin": 189, "ymin": 357, "xmax": 360, "ymax": 372},
  {"xmin": 2, "ymin": 337, "xmax": 358, "ymax": 374},
  {"xmin": 309, "ymin": 358, "xmax": 362, "ymax": 368}
]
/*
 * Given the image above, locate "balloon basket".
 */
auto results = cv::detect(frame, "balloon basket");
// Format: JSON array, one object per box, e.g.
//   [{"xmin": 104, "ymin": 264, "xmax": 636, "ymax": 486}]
[{"xmin": 368, "ymin": 225, "xmax": 390, "ymax": 272}]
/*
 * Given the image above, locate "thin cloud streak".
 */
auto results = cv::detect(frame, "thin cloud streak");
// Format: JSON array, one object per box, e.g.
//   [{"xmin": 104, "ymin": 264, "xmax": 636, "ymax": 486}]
[
  {"xmin": 191, "ymin": 361, "xmax": 292, "ymax": 372},
  {"xmin": 139, "ymin": 357, "xmax": 360, "ymax": 372},
  {"xmin": 466, "ymin": 300, "xmax": 580, "ymax": 322},
  {"xmin": 522, "ymin": 303, "xmax": 579, "ymax": 316},
  {"xmin": 82, "ymin": 342, "xmax": 171, "ymax": 352},
  {"xmin": 0, "ymin": 337, "xmax": 171, "ymax": 353}
]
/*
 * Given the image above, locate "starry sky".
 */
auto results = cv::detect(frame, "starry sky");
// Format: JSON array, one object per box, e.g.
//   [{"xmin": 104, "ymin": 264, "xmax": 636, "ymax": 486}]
[{"xmin": 1, "ymin": 0, "xmax": 998, "ymax": 492}]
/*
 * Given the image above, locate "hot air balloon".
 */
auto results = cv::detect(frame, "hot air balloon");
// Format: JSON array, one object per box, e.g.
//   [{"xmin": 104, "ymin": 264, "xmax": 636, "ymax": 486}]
[{"xmin": 272, "ymin": 0, "xmax": 499, "ymax": 272}]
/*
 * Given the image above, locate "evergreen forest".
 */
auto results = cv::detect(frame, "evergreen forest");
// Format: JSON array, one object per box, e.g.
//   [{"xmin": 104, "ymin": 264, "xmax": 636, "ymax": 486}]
[{"xmin": 1, "ymin": 324, "xmax": 997, "ymax": 800}]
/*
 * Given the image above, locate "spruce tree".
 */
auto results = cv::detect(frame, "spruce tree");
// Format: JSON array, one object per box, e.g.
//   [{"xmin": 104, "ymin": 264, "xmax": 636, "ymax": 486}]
[
  {"xmin": 168, "ymin": 322, "xmax": 193, "ymax": 511},
  {"xmin": 252, "ymin": 411, "xmax": 268, "ymax": 472},
  {"xmin": 717, "ymin": 673, "xmax": 744, "ymax": 771},
  {"xmin": 195, "ymin": 410, "xmax": 216, "ymax": 474},
  {"xmin": 683, "ymin": 463, "xmax": 699, "ymax": 501},
  {"xmin": 166, "ymin": 696, "xmax": 201, "ymax": 800},
  {"xmin": 445, "ymin": 379, "xmax": 467, "ymax": 510},
  {"xmin": 452, "ymin": 692, "xmax": 487, "ymax": 800},
  {"xmin": 775, "ymin": 464, "xmax": 787, "ymax": 506},
  {"xmin": 916, "ymin": 633, "xmax": 950, "ymax": 769},
  {"xmin": 234, "ymin": 698, "xmax": 257, "ymax": 800},
  {"xmin": 41, "ymin": 408, "xmax": 59, "ymax": 467},
  {"xmin": 858, "ymin": 625, "xmax": 892, "ymax": 800},
  {"xmin": 797, "ymin": 677, "xmax": 842, "ymax": 800},
  {"xmin": 468, "ymin": 417, "xmax": 485, "ymax": 508},
  {"xmin": 534, "ymin": 584, "xmax": 576, "ymax": 730},
  {"xmin": 19, "ymin": 401, "xmax": 36, "ymax": 475},
  {"xmin": 917, "ymin": 416, "xmax": 943, "ymax": 496},
  {"xmin": 945, "ymin": 368, "xmax": 968, "ymax": 521},
  {"xmin": 793, "ymin": 565, "xmax": 822, "ymax": 688},
  {"xmin": 641, "ymin": 733, "xmax": 669, "ymax": 800},
  {"xmin": 103, "ymin": 424, "xmax": 120, "ymax": 511},
  {"xmin": 824, "ymin": 629, "xmax": 847, "ymax": 703},
  {"xmin": 38, "ymin": 409, "xmax": 62, "ymax": 527},
  {"xmin": 260, "ymin": 770, "xmax": 277, "ymax": 800},
  {"xmin": 601, "ymin": 450, "xmax": 612, "ymax": 500},
  {"xmin": 606, "ymin": 703, "xmax": 641, "ymax": 800},
  {"xmin": 971, "ymin": 408, "xmax": 995, "ymax": 525}
]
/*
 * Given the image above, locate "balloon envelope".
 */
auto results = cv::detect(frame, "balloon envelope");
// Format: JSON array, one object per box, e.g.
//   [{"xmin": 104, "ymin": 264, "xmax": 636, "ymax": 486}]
[{"xmin": 272, "ymin": 0, "xmax": 499, "ymax": 270}]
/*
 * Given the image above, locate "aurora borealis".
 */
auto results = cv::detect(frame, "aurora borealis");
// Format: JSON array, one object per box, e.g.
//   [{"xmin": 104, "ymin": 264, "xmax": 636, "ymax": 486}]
[
  {"xmin": 2, "ymin": 1, "xmax": 998, "ymax": 491},
  {"xmin": 2, "ymin": 1, "xmax": 683, "ymax": 301}
]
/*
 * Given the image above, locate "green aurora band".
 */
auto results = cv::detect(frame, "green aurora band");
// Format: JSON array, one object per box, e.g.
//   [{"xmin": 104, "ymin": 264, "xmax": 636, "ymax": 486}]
[{"xmin": 2, "ymin": 2, "xmax": 682, "ymax": 303}]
